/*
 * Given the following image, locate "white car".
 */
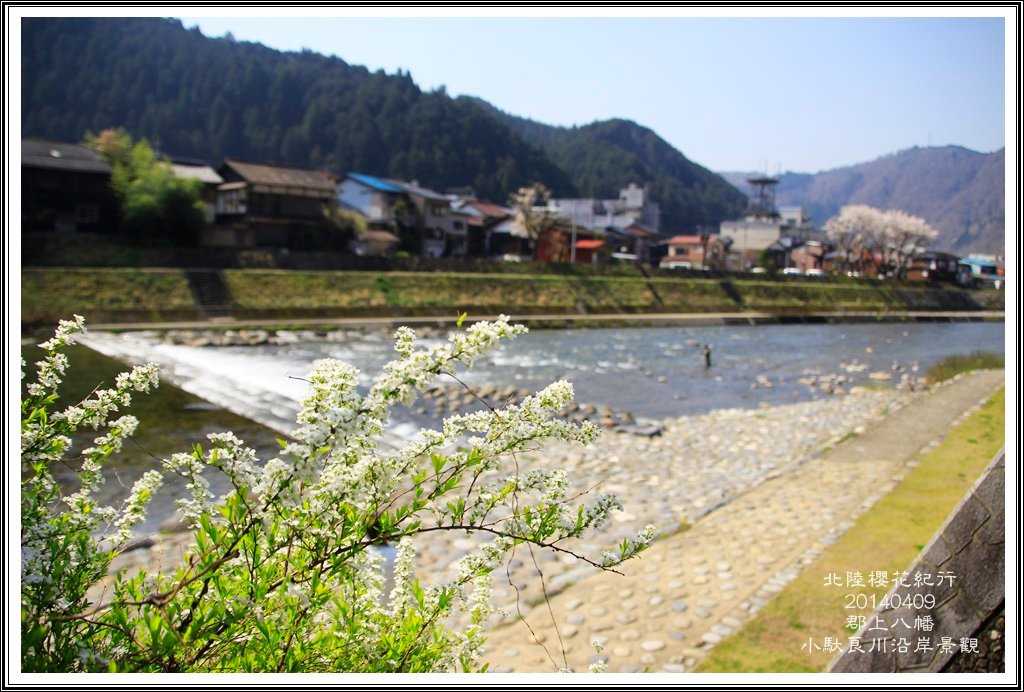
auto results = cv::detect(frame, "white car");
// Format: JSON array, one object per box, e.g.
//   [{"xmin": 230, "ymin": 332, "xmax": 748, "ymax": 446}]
[
  {"xmin": 805, "ymin": 268, "xmax": 825, "ymax": 277},
  {"xmin": 781, "ymin": 267, "xmax": 803, "ymax": 275}
]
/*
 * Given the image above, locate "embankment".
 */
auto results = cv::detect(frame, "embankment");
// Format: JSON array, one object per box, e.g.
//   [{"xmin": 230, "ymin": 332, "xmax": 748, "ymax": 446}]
[{"xmin": 22, "ymin": 267, "xmax": 1005, "ymax": 328}]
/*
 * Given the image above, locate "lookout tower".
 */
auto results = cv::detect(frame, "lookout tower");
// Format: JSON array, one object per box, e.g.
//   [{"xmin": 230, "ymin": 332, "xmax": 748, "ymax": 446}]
[{"xmin": 745, "ymin": 175, "xmax": 780, "ymax": 220}]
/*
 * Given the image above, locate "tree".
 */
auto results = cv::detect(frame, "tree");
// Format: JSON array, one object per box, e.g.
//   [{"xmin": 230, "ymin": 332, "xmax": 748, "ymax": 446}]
[
  {"xmin": 823, "ymin": 204, "xmax": 877, "ymax": 276},
  {"xmin": 824, "ymin": 205, "xmax": 938, "ymax": 279},
  {"xmin": 509, "ymin": 183, "xmax": 560, "ymax": 260},
  {"xmin": 86, "ymin": 128, "xmax": 206, "ymax": 246},
  {"xmin": 22, "ymin": 316, "xmax": 654, "ymax": 673},
  {"xmin": 877, "ymin": 209, "xmax": 939, "ymax": 279},
  {"xmin": 321, "ymin": 205, "xmax": 368, "ymax": 252}
]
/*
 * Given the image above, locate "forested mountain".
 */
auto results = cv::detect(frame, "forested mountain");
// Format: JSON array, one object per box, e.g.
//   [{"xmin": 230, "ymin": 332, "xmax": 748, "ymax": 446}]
[
  {"xmin": 462, "ymin": 97, "xmax": 747, "ymax": 232},
  {"xmin": 22, "ymin": 17, "xmax": 748, "ymax": 234},
  {"xmin": 21, "ymin": 17, "xmax": 577, "ymax": 202},
  {"xmin": 721, "ymin": 146, "xmax": 1005, "ymax": 255}
]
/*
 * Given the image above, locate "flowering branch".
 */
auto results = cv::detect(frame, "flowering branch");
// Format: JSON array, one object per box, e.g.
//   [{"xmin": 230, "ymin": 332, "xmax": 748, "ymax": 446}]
[{"xmin": 21, "ymin": 315, "xmax": 655, "ymax": 673}]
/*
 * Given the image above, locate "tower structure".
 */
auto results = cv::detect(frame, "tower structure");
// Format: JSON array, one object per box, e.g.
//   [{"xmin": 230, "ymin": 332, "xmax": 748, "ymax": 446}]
[{"xmin": 745, "ymin": 175, "xmax": 780, "ymax": 220}]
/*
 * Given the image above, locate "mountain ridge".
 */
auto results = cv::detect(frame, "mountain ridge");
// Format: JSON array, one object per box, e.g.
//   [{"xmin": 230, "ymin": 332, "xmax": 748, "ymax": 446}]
[
  {"xmin": 720, "ymin": 145, "xmax": 1005, "ymax": 254},
  {"xmin": 21, "ymin": 17, "xmax": 578, "ymax": 203},
  {"xmin": 460, "ymin": 96, "xmax": 747, "ymax": 232},
  {"xmin": 21, "ymin": 18, "xmax": 1002, "ymax": 252},
  {"xmin": 21, "ymin": 17, "xmax": 745, "ymax": 232}
]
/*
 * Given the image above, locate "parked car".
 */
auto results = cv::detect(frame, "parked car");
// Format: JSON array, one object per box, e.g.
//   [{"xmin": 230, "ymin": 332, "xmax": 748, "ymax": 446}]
[
  {"xmin": 805, "ymin": 268, "xmax": 825, "ymax": 277},
  {"xmin": 781, "ymin": 267, "xmax": 803, "ymax": 275},
  {"xmin": 660, "ymin": 260, "xmax": 693, "ymax": 270}
]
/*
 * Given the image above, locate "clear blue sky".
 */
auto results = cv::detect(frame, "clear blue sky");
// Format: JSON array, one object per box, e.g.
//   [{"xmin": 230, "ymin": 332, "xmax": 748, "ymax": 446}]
[{"xmin": 177, "ymin": 14, "xmax": 1006, "ymax": 174}]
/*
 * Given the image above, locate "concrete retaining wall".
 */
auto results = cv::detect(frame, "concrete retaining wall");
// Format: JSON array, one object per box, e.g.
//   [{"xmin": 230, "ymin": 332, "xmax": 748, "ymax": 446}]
[{"xmin": 828, "ymin": 450, "xmax": 1005, "ymax": 673}]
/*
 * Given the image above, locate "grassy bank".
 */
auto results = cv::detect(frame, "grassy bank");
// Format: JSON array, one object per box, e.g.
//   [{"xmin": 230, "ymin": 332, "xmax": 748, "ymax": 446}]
[
  {"xmin": 22, "ymin": 268, "xmax": 201, "ymax": 326},
  {"xmin": 926, "ymin": 352, "xmax": 1006, "ymax": 384},
  {"xmin": 22, "ymin": 267, "xmax": 1005, "ymax": 327},
  {"xmin": 696, "ymin": 386, "xmax": 1006, "ymax": 673}
]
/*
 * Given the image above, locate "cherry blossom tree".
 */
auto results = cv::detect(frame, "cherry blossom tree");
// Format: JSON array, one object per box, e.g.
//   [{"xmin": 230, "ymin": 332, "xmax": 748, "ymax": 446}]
[
  {"xmin": 509, "ymin": 183, "xmax": 560, "ymax": 260},
  {"xmin": 876, "ymin": 209, "xmax": 939, "ymax": 279},
  {"xmin": 824, "ymin": 205, "xmax": 938, "ymax": 278}
]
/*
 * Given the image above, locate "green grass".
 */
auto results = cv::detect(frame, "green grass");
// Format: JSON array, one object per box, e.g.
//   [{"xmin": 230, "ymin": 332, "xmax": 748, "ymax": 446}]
[
  {"xmin": 22, "ymin": 268, "xmax": 198, "ymax": 326},
  {"xmin": 696, "ymin": 387, "xmax": 1005, "ymax": 673},
  {"xmin": 925, "ymin": 352, "xmax": 1005, "ymax": 384}
]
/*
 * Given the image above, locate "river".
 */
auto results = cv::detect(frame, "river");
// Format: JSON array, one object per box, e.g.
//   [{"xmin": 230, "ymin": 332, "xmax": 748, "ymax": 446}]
[{"xmin": 77, "ymin": 320, "xmax": 1004, "ymax": 535}]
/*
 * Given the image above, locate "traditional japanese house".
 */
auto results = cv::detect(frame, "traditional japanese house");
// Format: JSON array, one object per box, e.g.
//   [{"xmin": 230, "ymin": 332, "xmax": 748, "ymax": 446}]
[
  {"xmin": 212, "ymin": 159, "xmax": 337, "ymax": 249},
  {"xmin": 22, "ymin": 139, "xmax": 117, "ymax": 234}
]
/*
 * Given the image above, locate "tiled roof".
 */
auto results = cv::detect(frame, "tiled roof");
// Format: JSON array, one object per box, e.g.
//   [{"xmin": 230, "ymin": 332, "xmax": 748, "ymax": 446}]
[
  {"xmin": 665, "ymin": 235, "xmax": 704, "ymax": 245},
  {"xmin": 224, "ymin": 159, "xmax": 336, "ymax": 191},
  {"xmin": 466, "ymin": 200, "xmax": 511, "ymax": 218},
  {"xmin": 171, "ymin": 163, "xmax": 223, "ymax": 185},
  {"xmin": 361, "ymin": 230, "xmax": 400, "ymax": 243},
  {"xmin": 384, "ymin": 177, "xmax": 448, "ymax": 202},
  {"xmin": 22, "ymin": 139, "xmax": 111, "ymax": 174},
  {"xmin": 575, "ymin": 239, "xmax": 605, "ymax": 250},
  {"xmin": 625, "ymin": 223, "xmax": 658, "ymax": 237}
]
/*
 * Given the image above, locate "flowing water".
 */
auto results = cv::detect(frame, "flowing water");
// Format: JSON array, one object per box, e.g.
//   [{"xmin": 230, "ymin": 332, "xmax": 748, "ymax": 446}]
[{"xmin": 75, "ymin": 321, "xmax": 1003, "ymax": 534}]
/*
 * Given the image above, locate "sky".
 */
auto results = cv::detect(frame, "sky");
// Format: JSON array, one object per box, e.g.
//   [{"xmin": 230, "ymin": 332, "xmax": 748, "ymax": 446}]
[{"xmin": 176, "ymin": 12, "xmax": 1007, "ymax": 174}]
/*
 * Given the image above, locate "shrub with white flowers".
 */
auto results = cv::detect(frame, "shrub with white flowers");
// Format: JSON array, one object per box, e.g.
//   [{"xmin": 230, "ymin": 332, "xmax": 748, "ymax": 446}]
[{"xmin": 21, "ymin": 315, "xmax": 656, "ymax": 673}]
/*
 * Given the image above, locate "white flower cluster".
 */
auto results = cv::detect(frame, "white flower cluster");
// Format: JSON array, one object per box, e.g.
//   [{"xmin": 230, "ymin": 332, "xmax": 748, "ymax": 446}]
[
  {"xmin": 110, "ymin": 470, "xmax": 164, "ymax": 546},
  {"xmin": 601, "ymin": 523, "xmax": 658, "ymax": 567},
  {"xmin": 22, "ymin": 315, "xmax": 657, "ymax": 673},
  {"xmin": 21, "ymin": 319, "xmax": 167, "ymax": 623},
  {"xmin": 164, "ymin": 451, "xmax": 214, "ymax": 526}
]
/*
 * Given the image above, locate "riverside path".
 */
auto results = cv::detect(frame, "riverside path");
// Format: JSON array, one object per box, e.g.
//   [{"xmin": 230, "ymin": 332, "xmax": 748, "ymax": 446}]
[{"xmin": 479, "ymin": 369, "xmax": 1005, "ymax": 673}]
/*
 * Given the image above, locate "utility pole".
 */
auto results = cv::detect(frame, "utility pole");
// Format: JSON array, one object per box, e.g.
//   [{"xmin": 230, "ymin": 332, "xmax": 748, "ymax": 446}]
[{"xmin": 570, "ymin": 200, "xmax": 577, "ymax": 264}]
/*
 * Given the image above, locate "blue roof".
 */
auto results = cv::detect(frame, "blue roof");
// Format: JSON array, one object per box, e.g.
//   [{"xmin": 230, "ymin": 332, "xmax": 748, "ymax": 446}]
[
  {"xmin": 347, "ymin": 172, "xmax": 404, "ymax": 193},
  {"xmin": 959, "ymin": 257, "xmax": 998, "ymax": 267}
]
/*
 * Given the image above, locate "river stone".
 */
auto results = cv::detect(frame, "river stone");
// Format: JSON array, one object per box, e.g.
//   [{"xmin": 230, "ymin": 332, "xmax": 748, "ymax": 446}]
[{"xmin": 641, "ymin": 640, "xmax": 666, "ymax": 652}]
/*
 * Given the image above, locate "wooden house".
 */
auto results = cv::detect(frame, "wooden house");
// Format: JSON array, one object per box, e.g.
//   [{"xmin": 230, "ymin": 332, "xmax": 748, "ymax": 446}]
[
  {"xmin": 22, "ymin": 139, "xmax": 117, "ymax": 234},
  {"xmin": 211, "ymin": 159, "xmax": 337, "ymax": 250}
]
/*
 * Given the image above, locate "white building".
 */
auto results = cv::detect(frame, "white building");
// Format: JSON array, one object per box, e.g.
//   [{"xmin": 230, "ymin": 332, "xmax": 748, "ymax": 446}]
[
  {"xmin": 720, "ymin": 213, "xmax": 824, "ymax": 270},
  {"xmin": 338, "ymin": 173, "xmax": 458, "ymax": 258},
  {"xmin": 546, "ymin": 183, "xmax": 661, "ymax": 234}
]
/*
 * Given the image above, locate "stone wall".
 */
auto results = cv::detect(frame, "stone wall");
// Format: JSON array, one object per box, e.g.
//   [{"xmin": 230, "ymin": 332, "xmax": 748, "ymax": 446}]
[
  {"xmin": 828, "ymin": 450, "xmax": 1005, "ymax": 673},
  {"xmin": 941, "ymin": 605, "xmax": 1004, "ymax": 673}
]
